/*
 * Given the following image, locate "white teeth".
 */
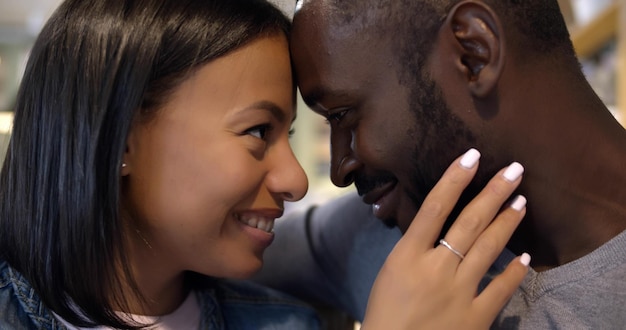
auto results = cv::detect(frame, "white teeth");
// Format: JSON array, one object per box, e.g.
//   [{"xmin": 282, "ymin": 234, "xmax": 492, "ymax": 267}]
[
  {"xmin": 238, "ymin": 215, "xmax": 275, "ymax": 233},
  {"xmin": 257, "ymin": 218, "xmax": 269, "ymax": 232}
]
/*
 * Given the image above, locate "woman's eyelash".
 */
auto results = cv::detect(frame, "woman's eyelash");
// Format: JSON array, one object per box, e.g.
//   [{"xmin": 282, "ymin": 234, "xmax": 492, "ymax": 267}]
[
  {"xmin": 244, "ymin": 124, "xmax": 294, "ymax": 140},
  {"xmin": 244, "ymin": 124, "xmax": 272, "ymax": 140}
]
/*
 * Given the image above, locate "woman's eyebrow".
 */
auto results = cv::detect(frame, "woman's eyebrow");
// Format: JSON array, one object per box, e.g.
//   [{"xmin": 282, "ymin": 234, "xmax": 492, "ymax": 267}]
[{"xmin": 244, "ymin": 100, "xmax": 292, "ymax": 122}]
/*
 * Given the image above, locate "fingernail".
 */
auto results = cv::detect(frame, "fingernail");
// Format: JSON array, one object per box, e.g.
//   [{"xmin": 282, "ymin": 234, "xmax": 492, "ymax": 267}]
[
  {"xmin": 460, "ymin": 148, "xmax": 481, "ymax": 169},
  {"xmin": 520, "ymin": 253, "xmax": 531, "ymax": 266},
  {"xmin": 503, "ymin": 162, "xmax": 524, "ymax": 182},
  {"xmin": 510, "ymin": 195, "xmax": 527, "ymax": 211}
]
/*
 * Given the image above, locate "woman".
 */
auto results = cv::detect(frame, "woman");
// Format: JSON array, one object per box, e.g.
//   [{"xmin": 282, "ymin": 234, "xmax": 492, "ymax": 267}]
[
  {"xmin": 0, "ymin": 0, "xmax": 315, "ymax": 328},
  {"xmin": 0, "ymin": 0, "xmax": 528, "ymax": 329}
]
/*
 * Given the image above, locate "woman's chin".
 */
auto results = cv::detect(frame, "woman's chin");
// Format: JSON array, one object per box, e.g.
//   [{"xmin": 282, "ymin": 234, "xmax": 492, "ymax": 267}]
[{"xmin": 223, "ymin": 259, "xmax": 264, "ymax": 279}]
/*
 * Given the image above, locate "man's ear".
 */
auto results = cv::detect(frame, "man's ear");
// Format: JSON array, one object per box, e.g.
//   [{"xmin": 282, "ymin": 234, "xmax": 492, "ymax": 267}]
[{"xmin": 444, "ymin": 1, "xmax": 504, "ymax": 98}]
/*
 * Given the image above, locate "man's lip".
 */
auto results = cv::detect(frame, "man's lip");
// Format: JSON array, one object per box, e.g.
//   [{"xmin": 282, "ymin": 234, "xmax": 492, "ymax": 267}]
[{"xmin": 361, "ymin": 181, "xmax": 397, "ymax": 205}]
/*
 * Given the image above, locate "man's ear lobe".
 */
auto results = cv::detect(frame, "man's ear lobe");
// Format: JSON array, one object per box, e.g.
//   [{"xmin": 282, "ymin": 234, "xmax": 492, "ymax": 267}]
[{"xmin": 446, "ymin": 1, "xmax": 504, "ymax": 98}]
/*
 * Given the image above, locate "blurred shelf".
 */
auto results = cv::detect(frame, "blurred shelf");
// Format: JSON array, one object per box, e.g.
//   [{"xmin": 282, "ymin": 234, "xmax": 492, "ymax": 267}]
[
  {"xmin": 571, "ymin": 1, "xmax": 620, "ymax": 58},
  {"xmin": 570, "ymin": 0, "xmax": 625, "ymax": 126}
]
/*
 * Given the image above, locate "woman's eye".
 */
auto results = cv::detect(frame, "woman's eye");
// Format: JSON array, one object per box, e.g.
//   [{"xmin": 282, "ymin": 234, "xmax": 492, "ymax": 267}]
[{"xmin": 245, "ymin": 124, "xmax": 271, "ymax": 140}]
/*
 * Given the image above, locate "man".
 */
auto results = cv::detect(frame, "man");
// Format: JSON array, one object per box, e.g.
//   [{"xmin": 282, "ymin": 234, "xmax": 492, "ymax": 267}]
[{"xmin": 255, "ymin": 0, "xmax": 626, "ymax": 328}]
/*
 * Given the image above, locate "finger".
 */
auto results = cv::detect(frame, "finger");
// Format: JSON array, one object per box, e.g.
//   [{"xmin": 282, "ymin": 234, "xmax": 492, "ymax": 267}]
[
  {"xmin": 458, "ymin": 195, "xmax": 526, "ymax": 284},
  {"xmin": 404, "ymin": 148, "xmax": 481, "ymax": 249},
  {"xmin": 472, "ymin": 253, "xmax": 531, "ymax": 327},
  {"xmin": 438, "ymin": 162, "xmax": 524, "ymax": 261}
]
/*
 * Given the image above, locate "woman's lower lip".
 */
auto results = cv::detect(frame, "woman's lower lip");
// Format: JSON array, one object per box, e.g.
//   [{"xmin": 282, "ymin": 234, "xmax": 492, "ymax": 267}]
[{"xmin": 238, "ymin": 220, "xmax": 275, "ymax": 248}]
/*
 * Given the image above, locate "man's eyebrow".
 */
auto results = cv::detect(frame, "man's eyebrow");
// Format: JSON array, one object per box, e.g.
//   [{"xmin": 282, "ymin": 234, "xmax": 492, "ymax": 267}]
[
  {"xmin": 301, "ymin": 87, "xmax": 325, "ymax": 107},
  {"xmin": 301, "ymin": 86, "xmax": 353, "ymax": 110}
]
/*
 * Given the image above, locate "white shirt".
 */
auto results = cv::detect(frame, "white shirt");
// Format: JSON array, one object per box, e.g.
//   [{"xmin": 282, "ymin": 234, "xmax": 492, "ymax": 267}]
[{"xmin": 54, "ymin": 292, "xmax": 201, "ymax": 330}]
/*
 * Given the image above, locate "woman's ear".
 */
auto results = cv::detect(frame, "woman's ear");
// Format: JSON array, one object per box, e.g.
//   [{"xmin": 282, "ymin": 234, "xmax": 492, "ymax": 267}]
[
  {"xmin": 121, "ymin": 128, "xmax": 135, "ymax": 177},
  {"xmin": 121, "ymin": 147, "xmax": 131, "ymax": 176},
  {"xmin": 444, "ymin": 1, "xmax": 505, "ymax": 98}
]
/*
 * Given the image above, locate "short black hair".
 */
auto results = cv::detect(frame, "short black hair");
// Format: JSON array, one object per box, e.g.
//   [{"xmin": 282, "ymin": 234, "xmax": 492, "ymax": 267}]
[
  {"xmin": 0, "ymin": 0, "xmax": 290, "ymax": 328},
  {"xmin": 326, "ymin": 0, "xmax": 575, "ymax": 82}
]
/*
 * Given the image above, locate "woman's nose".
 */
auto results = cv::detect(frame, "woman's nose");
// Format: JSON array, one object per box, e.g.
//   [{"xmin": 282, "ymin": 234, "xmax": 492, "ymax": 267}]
[{"xmin": 266, "ymin": 141, "xmax": 308, "ymax": 202}]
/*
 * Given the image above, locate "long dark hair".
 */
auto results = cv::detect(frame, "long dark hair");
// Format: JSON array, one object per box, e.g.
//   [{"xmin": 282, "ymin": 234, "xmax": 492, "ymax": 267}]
[{"xmin": 0, "ymin": 0, "xmax": 290, "ymax": 328}]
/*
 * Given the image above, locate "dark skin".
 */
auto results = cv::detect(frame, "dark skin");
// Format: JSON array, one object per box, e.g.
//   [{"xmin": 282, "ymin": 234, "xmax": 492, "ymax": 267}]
[
  {"xmin": 293, "ymin": 3, "xmax": 477, "ymax": 233},
  {"xmin": 292, "ymin": 0, "xmax": 626, "ymax": 271}
]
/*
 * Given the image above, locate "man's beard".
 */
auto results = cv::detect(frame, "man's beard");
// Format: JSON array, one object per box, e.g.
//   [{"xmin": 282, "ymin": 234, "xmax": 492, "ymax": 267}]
[{"xmin": 404, "ymin": 74, "xmax": 486, "ymax": 236}]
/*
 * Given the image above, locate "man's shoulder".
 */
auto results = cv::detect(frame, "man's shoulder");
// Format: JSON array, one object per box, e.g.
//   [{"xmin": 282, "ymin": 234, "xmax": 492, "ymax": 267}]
[
  {"xmin": 493, "ymin": 230, "xmax": 626, "ymax": 329},
  {"xmin": 210, "ymin": 277, "xmax": 315, "ymax": 304}
]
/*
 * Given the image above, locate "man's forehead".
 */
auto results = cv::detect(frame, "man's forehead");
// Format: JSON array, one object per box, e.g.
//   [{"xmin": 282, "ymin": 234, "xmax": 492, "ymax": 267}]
[{"xmin": 293, "ymin": 0, "xmax": 393, "ymax": 47}]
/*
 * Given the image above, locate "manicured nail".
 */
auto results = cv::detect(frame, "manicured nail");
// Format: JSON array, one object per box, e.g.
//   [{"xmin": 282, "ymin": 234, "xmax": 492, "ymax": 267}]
[
  {"xmin": 460, "ymin": 148, "xmax": 481, "ymax": 169},
  {"xmin": 503, "ymin": 162, "xmax": 524, "ymax": 182},
  {"xmin": 520, "ymin": 253, "xmax": 531, "ymax": 266},
  {"xmin": 510, "ymin": 195, "xmax": 527, "ymax": 211}
]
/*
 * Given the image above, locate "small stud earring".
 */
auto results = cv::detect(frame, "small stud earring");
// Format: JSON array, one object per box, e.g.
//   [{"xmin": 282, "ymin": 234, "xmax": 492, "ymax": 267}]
[{"xmin": 121, "ymin": 163, "xmax": 127, "ymax": 168}]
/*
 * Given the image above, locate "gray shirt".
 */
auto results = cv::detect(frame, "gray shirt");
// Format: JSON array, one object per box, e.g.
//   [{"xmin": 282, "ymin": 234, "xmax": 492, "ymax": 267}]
[
  {"xmin": 485, "ymin": 230, "xmax": 626, "ymax": 329},
  {"xmin": 254, "ymin": 191, "xmax": 626, "ymax": 329}
]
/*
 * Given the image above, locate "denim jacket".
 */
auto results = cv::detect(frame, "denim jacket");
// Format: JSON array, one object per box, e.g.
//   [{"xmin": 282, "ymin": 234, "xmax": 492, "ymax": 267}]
[{"xmin": 0, "ymin": 260, "xmax": 320, "ymax": 329}]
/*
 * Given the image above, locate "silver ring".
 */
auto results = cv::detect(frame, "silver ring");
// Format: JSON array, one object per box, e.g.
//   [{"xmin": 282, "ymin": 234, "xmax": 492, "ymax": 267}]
[{"xmin": 439, "ymin": 239, "xmax": 465, "ymax": 260}]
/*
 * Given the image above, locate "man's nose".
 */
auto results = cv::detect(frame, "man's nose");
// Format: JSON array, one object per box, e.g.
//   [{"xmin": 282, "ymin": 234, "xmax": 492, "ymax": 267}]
[{"xmin": 329, "ymin": 130, "xmax": 361, "ymax": 187}]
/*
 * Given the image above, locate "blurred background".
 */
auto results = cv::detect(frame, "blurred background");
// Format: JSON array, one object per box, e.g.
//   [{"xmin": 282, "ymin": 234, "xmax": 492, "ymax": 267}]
[{"xmin": 0, "ymin": 0, "xmax": 624, "ymax": 213}]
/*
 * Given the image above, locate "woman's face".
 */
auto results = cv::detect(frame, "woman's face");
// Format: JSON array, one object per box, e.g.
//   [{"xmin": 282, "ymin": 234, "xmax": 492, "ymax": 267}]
[{"xmin": 123, "ymin": 35, "xmax": 307, "ymax": 280}]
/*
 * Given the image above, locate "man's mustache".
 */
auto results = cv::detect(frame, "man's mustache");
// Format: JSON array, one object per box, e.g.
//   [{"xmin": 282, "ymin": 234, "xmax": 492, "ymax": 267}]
[{"xmin": 354, "ymin": 171, "xmax": 397, "ymax": 196}]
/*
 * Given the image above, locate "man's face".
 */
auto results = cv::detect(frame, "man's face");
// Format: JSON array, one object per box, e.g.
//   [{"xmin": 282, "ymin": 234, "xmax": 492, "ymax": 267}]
[{"xmin": 291, "ymin": 8, "xmax": 477, "ymax": 232}]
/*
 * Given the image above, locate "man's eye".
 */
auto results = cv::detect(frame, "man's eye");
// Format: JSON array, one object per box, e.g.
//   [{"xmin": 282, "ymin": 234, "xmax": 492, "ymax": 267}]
[
  {"xmin": 245, "ymin": 124, "xmax": 271, "ymax": 140},
  {"xmin": 326, "ymin": 109, "xmax": 349, "ymax": 124}
]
